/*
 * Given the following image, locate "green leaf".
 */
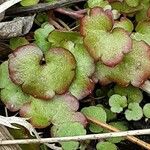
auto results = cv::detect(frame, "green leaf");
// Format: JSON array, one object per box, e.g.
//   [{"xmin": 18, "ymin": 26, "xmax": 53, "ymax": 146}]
[
  {"xmin": 80, "ymin": 7, "xmax": 132, "ymax": 67},
  {"xmin": 95, "ymin": 40, "xmax": 150, "ymax": 87},
  {"xmin": 132, "ymin": 20, "xmax": 150, "ymax": 45},
  {"xmin": 114, "ymin": 17, "xmax": 134, "ymax": 33},
  {"xmin": 96, "ymin": 142, "xmax": 117, "ymax": 150},
  {"xmin": 111, "ymin": 1, "xmax": 143, "ymax": 14},
  {"xmin": 49, "ymin": 31, "xmax": 95, "ymax": 99},
  {"xmin": 114, "ymin": 85, "xmax": 143, "ymax": 103},
  {"xmin": 125, "ymin": 0, "xmax": 140, "ymax": 7},
  {"xmin": 34, "ymin": 23, "xmax": 55, "ymax": 52},
  {"xmin": 109, "ymin": 94, "xmax": 127, "ymax": 113},
  {"xmin": 9, "ymin": 44, "xmax": 76, "ymax": 100},
  {"xmin": 87, "ymin": 0, "xmax": 109, "ymax": 8},
  {"xmin": 0, "ymin": 61, "xmax": 30, "ymax": 111},
  {"xmin": 143, "ymin": 103, "xmax": 150, "ymax": 118},
  {"xmin": 52, "ymin": 122, "xmax": 86, "ymax": 150},
  {"xmin": 20, "ymin": 94, "xmax": 87, "ymax": 128},
  {"xmin": 125, "ymin": 103, "xmax": 143, "ymax": 121},
  {"xmin": 135, "ymin": 0, "xmax": 150, "ymax": 22},
  {"xmin": 20, "ymin": 0, "xmax": 39, "ymax": 6},
  {"xmin": 81, "ymin": 106, "xmax": 107, "ymax": 133},
  {"xmin": 9, "ymin": 37, "xmax": 29, "ymax": 50},
  {"xmin": 106, "ymin": 121, "xmax": 128, "ymax": 143},
  {"xmin": 97, "ymin": 104, "xmax": 117, "ymax": 122}
]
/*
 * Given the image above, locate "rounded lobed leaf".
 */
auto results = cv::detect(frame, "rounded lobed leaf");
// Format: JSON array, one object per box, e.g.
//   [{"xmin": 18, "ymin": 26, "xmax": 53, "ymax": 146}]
[
  {"xmin": 88, "ymin": 0, "xmax": 109, "ymax": 8},
  {"xmin": 9, "ymin": 44, "xmax": 76, "ymax": 100},
  {"xmin": 52, "ymin": 122, "xmax": 86, "ymax": 150},
  {"xmin": 125, "ymin": 103, "xmax": 143, "ymax": 121},
  {"xmin": 114, "ymin": 85, "xmax": 143, "ymax": 103},
  {"xmin": 125, "ymin": 0, "xmax": 140, "ymax": 7},
  {"xmin": 109, "ymin": 94, "xmax": 127, "ymax": 113},
  {"xmin": 20, "ymin": 0, "xmax": 39, "ymax": 6},
  {"xmin": 95, "ymin": 40, "xmax": 150, "ymax": 87},
  {"xmin": 106, "ymin": 121, "xmax": 128, "ymax": 143},
  {"xmin": 96, "ymin": 142, "xmax": 117, "ymax": 150},
  {"xmin": 81, "ymin": 106, "xmax": 107, "ymax": 133},
  {"xmin": 48, "ymin": 30, "xmax": 95, "ymax": 100},
  {"xmin": 97, "ymin": 104, "xmax": 117, "ymax": 122},
  {"xmin": 34, "ymin": 23, "xmax": 55, "ymax": 52},
  {"xmin": 9, "ymin": 37, "xmax": 29, "ymax": 50},
  {"xmin": 0, "ymin": 61, "xmax": 30, "ymax": 112},
  {"xmin": 19, "ymin": 94, "xmax": 87, "ymax": 128},
  {"xmin": 80, "ymin": 7, "xmax": 132, "ymax": 67},
  {"xmin": 143, "ymin": 103, "xmax": 150, "ymax": 118},
  {"xmin": 114, "ymin": 17, "xmax": 134, "ymax": 32},
  {"xmin": 80, "ymin": 7, "xmax": 113, "ymax": 36},
  {"xmin": 132, "ymin": 20, "xmax": 150, "ymax": 45}
]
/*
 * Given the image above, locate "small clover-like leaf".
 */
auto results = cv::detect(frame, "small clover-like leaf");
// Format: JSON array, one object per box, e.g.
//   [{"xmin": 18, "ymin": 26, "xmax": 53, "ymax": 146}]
[
  {"xmin": 114, "ymin": 85, "xmax": 143, "ymax": 103},
  {"xmin": 106, "ymin": 121, "xmax": 128, "ymax": 143},
  {"xmin": 81, "ymin": 106, "xmax": 107, "ymax": 133},
  {"xmin": 9, "ymin": 37, "xmax": 29, "ymax": 50},
  {"xmin": 96, "ymin": 142, "xmax": 117, "ymax": 150},
  {"xmin": 20, "ymin": 94, "xmax": 87, "ymax": 128},
  {"xmin": 114, "ymin": 17, "xmax": 134, "ymax": 32},
  {"xmin": 125, "ymin": 103, "xmax": 143, "ymax": 121},
  {"xmin": 9, "ymin": 44, "xmax": 76, "ymax": 100},
  {"xmin": 20, "ymin": 0, "xmax": 39, "ymax": 6},
  {"xmin": 95, "ymin": 40, "xmax": 150, "ymax": 87},
  {"xmin": 97, "ymin": 104, "xmax": 117, "ymax": 122},
  {"xmin": 132, "ymin": 20, "xmax": 150, "ymax": 45},
  {"xmin": 143, "ymin": 103, "xmax": 150, "ymax": 118},
  {"xmin": 109, "ymin": 94, "xmax": 127, "ymax": 113},
  {"xmin": 48, "ymin": 30, "xmax": 95, "ymax": 99},
  {"xmin": 0, "ymin": 61, "xmax": 30, "ymax": 111},
  {"xmin": 34, "ymin": 23, "xmax": 55, "ymax": 52},
  {"xmin": 80, "ymin": 7, "xmax": 132, "ymax": 67},
  {"xmin": 52, "ymin": 122, "xmax": 86, "ymax": 150}
]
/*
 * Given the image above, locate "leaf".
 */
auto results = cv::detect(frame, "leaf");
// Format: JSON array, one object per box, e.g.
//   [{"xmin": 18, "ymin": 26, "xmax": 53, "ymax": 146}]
[
  {"xmin": 87, "ymin": 0, "xmax": 109, "ymax": 8},
  {"xmin": 109, "ymin": 94, "xmax": 127, "ymax": 113},
  {"xmin": 143, "ymin": 103, "xmax": 150, "ymax": 118},
  {"xmin": 19, "ymin": 94, "xmax": 87, "ymax": 128},
  {"xmin": 96, "ymin": 142, "xmax": 117, "ymax": 150},
  {"xmin": 20, "ymin": 0, "xmax": 39, "ymax": 6},
  {"xmin": 95, "ymin": 40, "xmax": 150, "ymax": 87},
  {"xmin": 106, "ymin": 121, "xmax": 128, "ymax": 143},
  {"xmin": 114, "ymin": 85, "xmax": 143, "ymax": 103},
  {"xmin": 81, "ymin": 106, "xmax": 107, "ymax": 133},
  {"xmin": 48, "ymin": 30, "xmax": 95, "ymax": 99},
  {"xmin": 80, "ymin": 7, "xmax": 132, "ymax": 67},
  {"xmin": 114, "ymin": 17, "xmax": 134, "ymax": 32},
  {"xmin": 111, "ymin": 1, "xmax": 143, "ymax": 14},
  {"xmin": 52, "ymin": 122, "xmax": 86, "ymax": 150},
  {"xmin": 125, "ymin": 103, "xmax": 143, "ymax": 121},
  {"xmin": 0, "ymin": 61, "xmax": 30, "ymax": 111},
  {"xmin": 132, "ymin": 20, "xmax": 150, "ymax": 45},
  {"xmin": 0, "ymin": 15, "xmax": 35, "ymax": 39},
  {"xmin": 125, "ymin": 0, "xmax": 140, "ymax": 7},
  {"xmin": 9, "ymin": 37, "xmax": 29, "ymax": 50},
  {"xmin": 135, "ymin": 0, "xmax": 150, "ymax": 22},
  {"xmin": 0, "ymin": 115, "xmax": 38, "ymax": 137},
  {"xmin": 97, "ymin": 104, "xmax": 117, "ymax": 122},
  {"xmin": 34, "ymin": 23, "xmax": 55, "ymax": 52},
  {"xmin": 8, "ymin": 44, "xmax": 76, "ymax": 100}
]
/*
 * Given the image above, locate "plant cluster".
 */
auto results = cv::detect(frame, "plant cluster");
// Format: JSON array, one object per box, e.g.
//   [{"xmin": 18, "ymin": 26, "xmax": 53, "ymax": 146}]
[{"xmin": 0, "ymin": 0, "xmax": 150, "ymax": 149}]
